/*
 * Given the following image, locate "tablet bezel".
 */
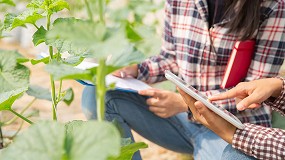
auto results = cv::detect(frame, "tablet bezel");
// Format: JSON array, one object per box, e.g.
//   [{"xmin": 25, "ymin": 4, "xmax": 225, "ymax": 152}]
[{"xmin": 165, "ymin": 70, "xmax": 245, "ymax": 129}]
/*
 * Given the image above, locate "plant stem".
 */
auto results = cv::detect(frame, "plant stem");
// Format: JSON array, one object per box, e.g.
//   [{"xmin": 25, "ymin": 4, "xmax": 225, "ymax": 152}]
[
  {"xmin": 4, "ymin": 98, "xmax": 36, "ymax": 125},
  {"xmin": 47, "ymin": 13, "xmax": 57, "ymax": 120},
  {"xmin": 98, "ymin": 0, "xmax": 105, "ymax": 23},
  {"xmin": 96, "ymin": 59, "xmax": 107, "ymax": 121},
  {"xmin": 84, "ymin": 0, "xmax": 94, "ymax": 22},
  {"xmin": 9, "ymin": 109, "xmax": 33, "ymax": 124},
  {"xmin": 33, "ymin": 23, "xmax": 39, "ymax": 29},
  {"xmin": 56, "ymin": 80, "xmax": 63, "ymax": 104}
]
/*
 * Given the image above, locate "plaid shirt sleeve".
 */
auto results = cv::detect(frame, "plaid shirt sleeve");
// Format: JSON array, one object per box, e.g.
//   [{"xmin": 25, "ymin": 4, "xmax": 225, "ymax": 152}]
[
  {"xmin": 137, "ymin": 0, "xmax": 179, "ymax": 83},
  {"xmin": 232, "ymin": 77, "xmax": 285, "ymax": 159}
]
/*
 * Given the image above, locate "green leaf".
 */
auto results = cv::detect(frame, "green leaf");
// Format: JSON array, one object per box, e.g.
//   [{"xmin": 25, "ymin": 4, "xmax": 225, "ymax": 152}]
[
  {"xmin": 46, "ymin": 18, "xmax": 89, "ymax": 56},
  {"xmin": 26, "ymin": 85, "xmax": 51, "ymax": 101},
  {"xmin": 65, "ymin": 121, "xmax": 121, "ymax": 160},
  {"xmin": 45, "ymin": 62, "xmax": 93, "ymax": 81},
  {"xmin": 11, "ymin": 10, "xmax": 43, "ymax": 30},
  {"xmin": 62, "ymin": 88, "xmax": 74, "ymax": 106},
  {"xmin": 106, "ymin": 45, "xmax": 145, "ymax": 67},
  {"xmin": 0, "ymin": 50, "xmax": 30, "ymax": 93},
  {"xmin": 28, "ymin": 0, "xmax": 70, "ymax": 15},
  {"xmin": 109, "ymin": 142, "xmax": 148, "ymax": 160},
  {"xmin": 125, "ymin": 24, "xmax": 142, "ymax": 42},
  {"xmin": 0, "ymin": 0, "xmax": 15, "ymax": 6},
  {"xmin": 0, "ymin": 87, "xmax": 28, "ymax": 111},
  {"xmin": 1, "ymin": 121, "xmax": 66, "ymax": 160},
  {"xmin": 31, "ymin": 56, "xmax": 50, "ymax": 65},
  {"xmin": 47, "ymin": 20, "xmax": 145, "ymax": 67},
  {"xmin": 33, "ymin": 26, "xmax": 47, "ymax": 46},
  {"xmin": 3, "ymin": 13, "xmax": 17, "ymax": 30},
  {"xmin": 62, "ymin": 56, "xmax": 84, "ymax": 66},
  {"xmin": 1, "ymin": 121, "xmax": 121, "ymax": 160}
]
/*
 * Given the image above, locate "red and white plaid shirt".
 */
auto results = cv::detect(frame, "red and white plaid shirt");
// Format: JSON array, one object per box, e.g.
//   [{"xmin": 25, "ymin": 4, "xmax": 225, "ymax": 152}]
[
  {"xmin": 233, "ymin": 77, "xmax": 285, "ymax": 160},
  {"xmin": 137, "ymin": 0, "xmax": 285, "ymax": 127}
]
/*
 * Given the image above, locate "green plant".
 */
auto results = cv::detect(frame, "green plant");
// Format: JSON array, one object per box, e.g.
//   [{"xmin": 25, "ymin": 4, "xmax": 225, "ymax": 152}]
[{"xmin": 0, "ymin": 0, "xmax": 165, "ymax": 159}]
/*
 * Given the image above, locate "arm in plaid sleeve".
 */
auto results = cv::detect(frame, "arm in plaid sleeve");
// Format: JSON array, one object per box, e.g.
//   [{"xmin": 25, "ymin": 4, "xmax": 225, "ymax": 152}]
[
  {"xmin": 232, "ymin": 77, "xmax": 285, "ymax": 159},
  {"xmin": 137, "ymin": 0, "xmax": 179, "ymax": 84},
  {"xmin": 233, "ymin": 123, "xmax": 285, "ymax": 160}
]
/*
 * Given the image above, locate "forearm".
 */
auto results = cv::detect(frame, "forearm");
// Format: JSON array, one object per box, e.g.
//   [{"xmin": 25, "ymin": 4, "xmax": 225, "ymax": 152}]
[{"xmin": 233, "ymin": 123, "xmax": 285, "ymax": 159}]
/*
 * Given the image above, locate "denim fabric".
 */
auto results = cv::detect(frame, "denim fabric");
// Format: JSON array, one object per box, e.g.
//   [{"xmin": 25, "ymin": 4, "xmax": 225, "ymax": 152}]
[
  {"xmin": 81, "ymin": 86, "xmax": 229, "ymax": 160},
  {"xmin": 221, "ymin": 145, "xmax": 256, "ymax": 160}
]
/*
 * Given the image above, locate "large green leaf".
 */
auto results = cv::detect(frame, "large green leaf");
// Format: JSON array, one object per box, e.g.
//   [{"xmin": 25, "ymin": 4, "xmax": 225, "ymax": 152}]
[
  {"xmin": 0, "ymin": 87, "xmax": 28, "ymax": 111},
  {"xmin": 0, "ymin": 121, "xmax": 121, "ymax": 160},
  {"xmin": 45, "ymin": 62, "xmax": 93, "ymax": 81},
  {"xmin": 0, "ymin": 121, "xmax": 66, "ymax": 160},
  {"xmin": 46, "ymin": 20, "xmax": 145, "ymax": 67},
  {"xmin": 0, "ymin": 50, "xmax": 30, "ymax": 93},
  {"xmin": 65, "ymin": 121, "xmax": 121, "ymax": 160},
  {"xmin": 0, "ymin": 0, "xmax": 15, "ymax": 6},
  {"xmin": 26, "ymin": 85, "xmax": 51, "ymax": 101}
]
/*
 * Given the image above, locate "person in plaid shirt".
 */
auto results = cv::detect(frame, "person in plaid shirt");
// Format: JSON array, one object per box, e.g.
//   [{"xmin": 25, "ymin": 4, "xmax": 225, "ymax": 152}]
[
  {"xmin": 178, "ymin": 77, "xmax": 285, "ymax": 160},
  {"xmin": 81, "ymin": 0, "xmax": 285, "ymax": 159}
]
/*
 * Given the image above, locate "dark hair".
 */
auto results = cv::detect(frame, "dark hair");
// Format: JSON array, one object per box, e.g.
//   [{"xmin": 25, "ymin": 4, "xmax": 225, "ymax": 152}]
[{"xmin": 224, "ymin": 0, "xmax": 261, "ymax": 40}]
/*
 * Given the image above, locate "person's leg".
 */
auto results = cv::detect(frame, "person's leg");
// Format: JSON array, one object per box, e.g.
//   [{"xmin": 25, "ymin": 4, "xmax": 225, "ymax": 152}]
[{"xmin": 221, "ymin": 144, "xmax": 256, "ymax": 160}]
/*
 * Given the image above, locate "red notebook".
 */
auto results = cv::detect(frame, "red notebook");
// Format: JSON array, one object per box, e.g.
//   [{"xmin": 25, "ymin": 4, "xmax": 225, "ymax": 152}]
[{"xmin": 220, "ymin": 40, "xmax": 256, "ymax": 89}]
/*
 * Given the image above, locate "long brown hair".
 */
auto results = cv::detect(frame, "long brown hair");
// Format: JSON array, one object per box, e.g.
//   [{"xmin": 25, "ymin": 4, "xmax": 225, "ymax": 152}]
[{"xmin": 224, "ymin": 0, "xmax": 261, "ymax": 40}]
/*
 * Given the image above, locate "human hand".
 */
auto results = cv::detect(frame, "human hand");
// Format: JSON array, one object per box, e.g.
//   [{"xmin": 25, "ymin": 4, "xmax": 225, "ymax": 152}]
[
  {"xmin": 138, "ymin": 88, "xmax": 188, "ymax": 118},
  {"xmin": 177, "ymin": 88, "xmax": 236, "ymax": 144},
  {"xmin": 210, "ymin": 78, "xmax": 283, "ymax": 111},
  {"xmin": 112, "ymin": 64, "xmax": 138, "ymax": 78}
]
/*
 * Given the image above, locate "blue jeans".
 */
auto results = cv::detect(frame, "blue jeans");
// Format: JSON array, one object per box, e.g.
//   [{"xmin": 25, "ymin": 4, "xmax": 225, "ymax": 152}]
[
  {"xmin": 82, "ymin": 86, "xmax": 229, "ymax": 160},
  {"xmin": 222, "ymin": 145, "xmax": 256, "ymax": 160}
]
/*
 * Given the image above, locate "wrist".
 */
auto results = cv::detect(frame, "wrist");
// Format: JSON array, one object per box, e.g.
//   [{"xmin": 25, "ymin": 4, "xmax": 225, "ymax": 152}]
[{"xmin": 271, "ymin": 77, "xmax": 283, "ymax": 98}]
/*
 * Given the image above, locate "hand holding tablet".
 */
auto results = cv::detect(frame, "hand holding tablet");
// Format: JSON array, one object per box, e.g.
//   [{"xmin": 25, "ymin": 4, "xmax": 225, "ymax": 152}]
[{"xmin": 165, "ymin": 70, "xmax": 245, "ymax": 129}]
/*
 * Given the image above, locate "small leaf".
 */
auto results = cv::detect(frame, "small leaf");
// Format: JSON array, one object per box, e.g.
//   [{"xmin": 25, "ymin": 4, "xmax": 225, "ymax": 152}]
[
  {"xmin": 31, "ymin": 56, "xmax": 50, "ymax": 65},
  {"xmin": 10, "ymin": 10, "xmax": 43, "ymax": 30},
  {"xmin": 45, "ymin": 62, "xmax": 93, "ymax": 81},
  {"xmin": 125, "ymin": 24, "xmax": 142, "ymax": 42},
  {"xmin": 108, "ymin": 142, "xmax": 148, "ymax": 160},
  {"xmin": 26, "ymin": 85, "xmax": 51, "ymax": 101},
  {"xmin": 62, "ymin": 56, "xmax": 84, "ymax": 66},
  {"xmin": 33, "ymin": 26, "xmax": 47, "ymax": 46},
  {"xmin": 3, "ymin": 13, "xmax": 17, "ymax": 30},
  {"xmin": 62, "ymin": 88, "xmax": 74, "ymax": 106},
  {"xmin": 0, "ymin": 87, "xmax": 28, "ymax": 111}
]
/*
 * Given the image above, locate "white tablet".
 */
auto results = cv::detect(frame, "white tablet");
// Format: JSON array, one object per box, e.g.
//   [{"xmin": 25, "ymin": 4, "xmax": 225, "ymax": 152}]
[{"xmin": 165, "ymin": 70, "xmax": 245, "ymax": 129}]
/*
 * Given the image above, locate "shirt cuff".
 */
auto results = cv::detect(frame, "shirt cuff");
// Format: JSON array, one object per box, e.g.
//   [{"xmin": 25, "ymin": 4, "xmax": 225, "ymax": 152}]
[{"xmin": 232, "ymin": 123, "xmax": 257, "ymax": 157}]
